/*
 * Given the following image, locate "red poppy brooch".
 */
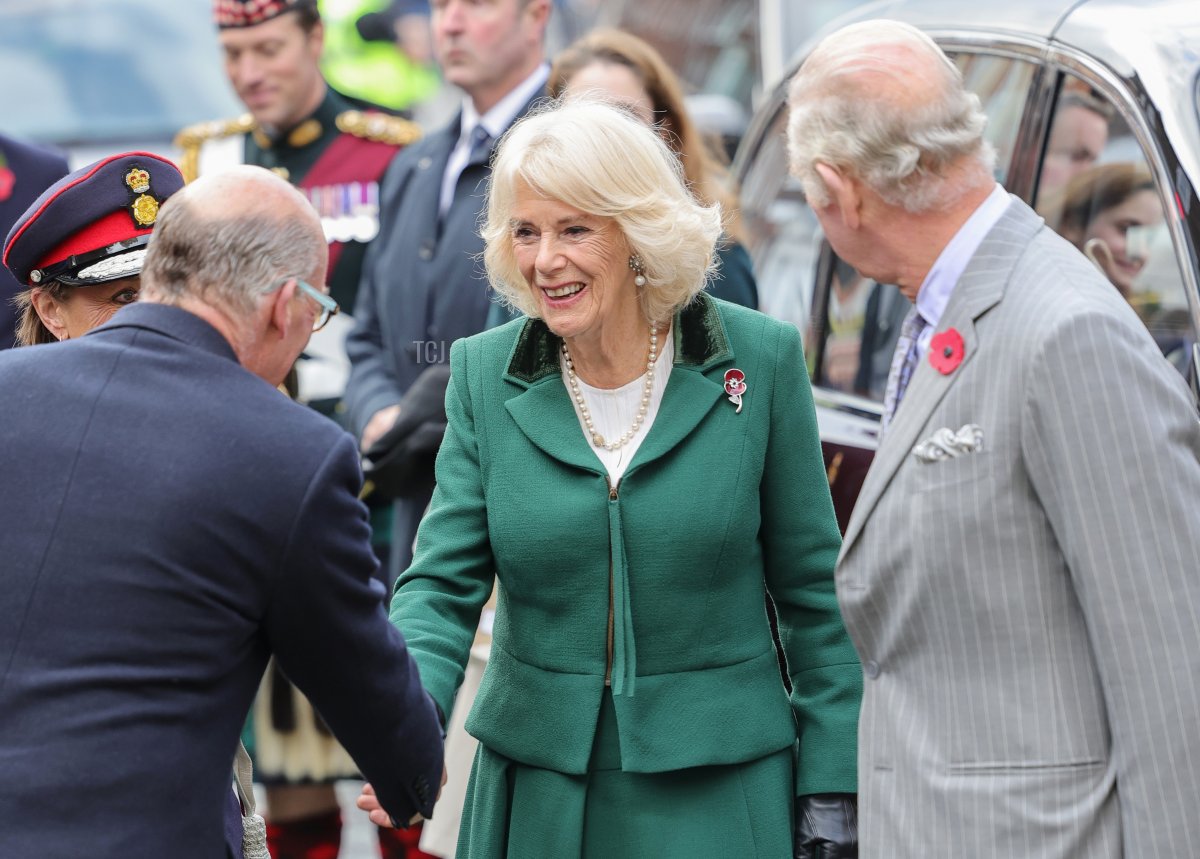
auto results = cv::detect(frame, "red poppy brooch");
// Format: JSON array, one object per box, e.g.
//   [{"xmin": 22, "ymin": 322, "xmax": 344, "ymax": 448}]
[
  {"xmin": 724, "ymin": 368, "xmax": 747, "ymax": 413},
  {"xmin": 929, "ymin": 328, "xmax": 965, "ymax": 375}
]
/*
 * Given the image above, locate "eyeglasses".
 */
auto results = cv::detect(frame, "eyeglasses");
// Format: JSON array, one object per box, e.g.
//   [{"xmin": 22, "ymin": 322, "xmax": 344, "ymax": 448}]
[{"xmin": 271, "ymin": 277, "xmax": 340, "ymax": 332}]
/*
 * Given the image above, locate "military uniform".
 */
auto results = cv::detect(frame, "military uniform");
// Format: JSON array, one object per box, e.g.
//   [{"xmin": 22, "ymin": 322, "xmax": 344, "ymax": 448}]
[{"xmin": 176, "ymin": 87, "xmax": 419, "ymax": 408}]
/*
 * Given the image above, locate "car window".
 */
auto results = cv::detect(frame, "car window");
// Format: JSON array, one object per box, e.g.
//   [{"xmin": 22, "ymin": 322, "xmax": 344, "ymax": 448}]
[
  {"xmin": 739, "ymin": 104, "xmax": 824, "ymax": 344},
  {"xmin": 0, "ymin": 0, "xmax": 239, "ymax": 150},
  {"xmin": 1035, "ymin": 73, "xmax": 1197, "ymax": 376},
  {"xmin": 955, "ymin": 53, "xmax": 1037, "ymax": 188}
]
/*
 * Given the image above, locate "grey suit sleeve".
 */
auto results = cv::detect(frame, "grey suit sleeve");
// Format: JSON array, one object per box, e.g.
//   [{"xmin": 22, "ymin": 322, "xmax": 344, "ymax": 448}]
[
  {"xmin": 265, "ymin": 432, "xmax": 445, "ymax": 822},
  {"xmin": 1022, "ymin": 307, "xmax": 1200, "ymax": 854}
]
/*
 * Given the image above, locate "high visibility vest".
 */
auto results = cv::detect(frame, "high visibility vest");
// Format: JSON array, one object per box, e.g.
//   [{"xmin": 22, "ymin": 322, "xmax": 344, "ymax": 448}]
[{"xmin": 319, "ymin": 0, "xmax": 439, "ymax": 111}]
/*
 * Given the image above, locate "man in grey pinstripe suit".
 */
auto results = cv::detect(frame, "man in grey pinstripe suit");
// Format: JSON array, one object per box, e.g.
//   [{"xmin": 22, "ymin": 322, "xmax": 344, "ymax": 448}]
[{"xmin": 787, "ymin": 20, "xmax": 1200, "ymax": 858}]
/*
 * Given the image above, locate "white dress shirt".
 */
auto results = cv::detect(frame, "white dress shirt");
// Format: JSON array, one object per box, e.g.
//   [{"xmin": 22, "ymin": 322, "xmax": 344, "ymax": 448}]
[{"xmin": 438, "ymin": 64, "xmax": 550, "ymax": 216}]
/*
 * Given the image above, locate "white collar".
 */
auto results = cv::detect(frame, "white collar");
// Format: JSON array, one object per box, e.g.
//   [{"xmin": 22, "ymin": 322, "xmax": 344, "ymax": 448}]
[{"xmin": 459, "ymin": 63, "xmax": 549, "ymax": 143}]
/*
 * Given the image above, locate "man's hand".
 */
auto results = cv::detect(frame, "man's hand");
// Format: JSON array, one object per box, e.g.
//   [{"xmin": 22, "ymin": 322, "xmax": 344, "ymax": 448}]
[
  {"xmin": 356, "ymin": 767, "xmax": 448, "ymax": 828},
  {"xmin": 361, "ymin": 404, "xmax": 402, "ymax": 452}
]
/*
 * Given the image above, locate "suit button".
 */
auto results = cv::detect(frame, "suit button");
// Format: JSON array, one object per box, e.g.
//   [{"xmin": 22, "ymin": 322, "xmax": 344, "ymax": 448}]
[
  {"xmin": 864, "ymin": 660, "xmax": 881, "ymax": 679},
  {"xmin": 418, "ymin": 241, "xmax": 434, "ymax": 261}
]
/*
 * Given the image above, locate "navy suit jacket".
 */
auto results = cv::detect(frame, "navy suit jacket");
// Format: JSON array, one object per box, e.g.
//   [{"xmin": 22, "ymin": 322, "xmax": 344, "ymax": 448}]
[
  {"xmin": 346, "ymin": 91, "xmax": 544, "ymax": 578},
  {"xmin": 0, "ymin": 134, "xmax": 68, "ymax": 349},
  {"xmin": 0, "ymin": 303, "xmax": 443, "ymax": 858}
]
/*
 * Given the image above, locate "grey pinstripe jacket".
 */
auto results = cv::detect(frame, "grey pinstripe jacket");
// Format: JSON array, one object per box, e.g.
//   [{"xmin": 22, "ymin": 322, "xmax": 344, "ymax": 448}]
[{"xmin": 837, "ymin": 197, "xmax": 1200, "ymax": 857}]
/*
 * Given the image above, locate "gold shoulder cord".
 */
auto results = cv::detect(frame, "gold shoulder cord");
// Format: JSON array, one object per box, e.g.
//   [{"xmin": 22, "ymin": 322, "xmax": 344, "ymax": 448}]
[
  {"xmin": 173, "ymin": 114, "xmax": 257, "ymax": 183},
  {"xmin": 335, "ymin": 110, "xmax": 422, "ymax": 147}
]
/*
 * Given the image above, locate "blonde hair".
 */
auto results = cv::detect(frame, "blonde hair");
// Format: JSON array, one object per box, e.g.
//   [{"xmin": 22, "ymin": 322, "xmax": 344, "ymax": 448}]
[
  {"xmin": 549, "ymin": 28, "xmax": 745, "ymax": 242},
  {"xmin": 483, "ymin": 98, "xmax": 722, "ymax": 324}
]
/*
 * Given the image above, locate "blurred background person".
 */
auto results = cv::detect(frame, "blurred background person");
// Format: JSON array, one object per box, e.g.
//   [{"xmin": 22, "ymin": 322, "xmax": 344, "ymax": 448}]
[
  {"xmin": 347, "ymin": 0, "xmax": 552, "ymax": 581},
  {"xmin": 321, "ymin": 0, "xmax": 441, "ymax": 117},
  {"xmin": 543, "ymin": 28, "xmax": 757, "ymax": 310},
  {"xmin": 178, "ymin": 3, "xmax": 425, "ymax": 855},
  {"xmin": 360, "ymin": 98, "xmax": 860, "ymax": 858},
  {"xmin": 1039, "ymin": 161, "xmax": 1163, "ymax": 301},
  {"xmin": 0, "ymin": 133, "xmax": 67, "ymax": 349},
  {"xmin": 1037, "ymin": 86, "xmax": 1112, "ymax": 196}
]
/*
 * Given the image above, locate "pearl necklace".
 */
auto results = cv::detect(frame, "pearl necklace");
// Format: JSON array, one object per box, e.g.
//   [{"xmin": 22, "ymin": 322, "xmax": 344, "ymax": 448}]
[{"xmin": 562, "ymin": 326, "xmax": 658, "ymax": 451}]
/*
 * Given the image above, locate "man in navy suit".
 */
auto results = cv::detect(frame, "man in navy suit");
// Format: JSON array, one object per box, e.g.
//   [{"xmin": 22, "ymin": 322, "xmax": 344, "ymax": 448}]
[
  {"xmin": 0, "ymin": 165, "xmax": 444, "ymax": 859},
  {"xmin": 0, "ymin": 133, "xmax": 68, "ymax": 348},
  {"xmin": 346, "ymin": 0, "xmax": 551, "ymax": 579}
]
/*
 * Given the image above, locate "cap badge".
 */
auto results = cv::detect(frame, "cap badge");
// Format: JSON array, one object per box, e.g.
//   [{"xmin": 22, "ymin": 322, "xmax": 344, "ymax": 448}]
[
  {"xmin": 125, "ymin": 167, "xmax": 151, "ymax": 194},
  {"xmin": 131, "ymin": 194, "xmax": 160, "ymax": 226}
]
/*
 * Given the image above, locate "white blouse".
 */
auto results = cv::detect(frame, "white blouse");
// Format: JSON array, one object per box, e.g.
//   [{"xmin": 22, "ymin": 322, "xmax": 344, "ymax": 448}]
[{"xmin": 560, "ymin": 334, "xmax": 675, "ymax": 483}]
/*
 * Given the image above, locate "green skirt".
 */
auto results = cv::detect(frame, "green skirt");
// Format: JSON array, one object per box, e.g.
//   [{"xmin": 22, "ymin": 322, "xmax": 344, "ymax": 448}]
[{"xmin": 456, "ymin": 692, "xmax": 793, "ymax": 858}]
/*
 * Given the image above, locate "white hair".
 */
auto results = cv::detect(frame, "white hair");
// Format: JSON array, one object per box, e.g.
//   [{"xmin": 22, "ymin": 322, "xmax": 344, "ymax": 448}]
[
  {"xmin": 786, "ymin": 20, "xmax": 994, "ymax": 213},
  {"xmin": 482, "ymin": 97, "xmax": 723, "ymax": 324}
]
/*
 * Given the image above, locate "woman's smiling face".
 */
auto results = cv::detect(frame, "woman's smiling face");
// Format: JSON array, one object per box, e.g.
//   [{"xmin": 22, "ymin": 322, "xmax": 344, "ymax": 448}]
[{"xmin": 510, "ymin": 179, "xmax": 640, "ymax": 345}]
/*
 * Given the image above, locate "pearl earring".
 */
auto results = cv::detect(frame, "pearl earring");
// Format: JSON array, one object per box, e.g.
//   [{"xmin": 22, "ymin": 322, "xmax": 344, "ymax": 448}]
[{"xmin": 629, "ymin": 254, "xmax": 647, "ymax": 287}]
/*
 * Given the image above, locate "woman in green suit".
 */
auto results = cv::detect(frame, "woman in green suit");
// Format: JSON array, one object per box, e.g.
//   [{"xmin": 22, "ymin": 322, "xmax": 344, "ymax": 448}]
[{"xmin": 361, "ymin": 99, "xmax": 861, "ymax": 857}]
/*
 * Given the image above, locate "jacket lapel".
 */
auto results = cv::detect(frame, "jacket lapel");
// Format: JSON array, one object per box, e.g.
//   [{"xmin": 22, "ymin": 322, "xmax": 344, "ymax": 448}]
[
  {"xmin": 840, "ymin": 197, "xmax": 1044, "ymax": 558},
  {"xmin": 627, "ymin": 297, "xmax": 732, "ymax": 473},
  {"xmin": 501, "ymin": 294, "xmax": 733, "ymax": 478}
]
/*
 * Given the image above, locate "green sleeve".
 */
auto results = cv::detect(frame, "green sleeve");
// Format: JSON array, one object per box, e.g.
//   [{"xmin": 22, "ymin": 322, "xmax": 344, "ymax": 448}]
[
  {"xmin": 389, "ymin": 338, "xmax": 496, "ymax": 720},
  {"xmin": 759, "ymin": 321, "xmax": 862, "ymax": 795}
]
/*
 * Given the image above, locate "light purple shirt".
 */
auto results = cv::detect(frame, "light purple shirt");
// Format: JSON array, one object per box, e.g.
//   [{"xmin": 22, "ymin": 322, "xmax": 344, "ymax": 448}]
[{"xmin": 914, "ymin": 183, "xmax": 1011, "ymax": 358}]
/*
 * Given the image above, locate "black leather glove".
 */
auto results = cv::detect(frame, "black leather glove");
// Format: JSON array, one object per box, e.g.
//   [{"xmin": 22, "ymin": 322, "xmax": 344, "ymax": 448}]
[{"xmin": 794, "ymin": 793, "xmax": 858, "ymax": 859}]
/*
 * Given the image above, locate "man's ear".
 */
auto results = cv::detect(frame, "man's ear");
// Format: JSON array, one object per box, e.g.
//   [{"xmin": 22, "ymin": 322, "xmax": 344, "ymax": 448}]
[
  {"xmin": 267, "ymin": 278, "xmax": 298, "ymax": 337},
  {"xmin": 815, "ymin": 162, "xmax": 862, "ymax": 231},
  {"xmin": 308, "ymin": 20, "xmax": 326, "ymax": 58},
  {"xmin": 29, "ymin": 290, "xmax": 70, "ymax": 341}
]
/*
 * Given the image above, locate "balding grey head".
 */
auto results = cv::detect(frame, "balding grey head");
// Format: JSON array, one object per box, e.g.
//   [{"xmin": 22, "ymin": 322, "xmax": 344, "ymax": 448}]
[{"xmin": 141, "ymin": 165, "xmax": 326, "ymax": 314}]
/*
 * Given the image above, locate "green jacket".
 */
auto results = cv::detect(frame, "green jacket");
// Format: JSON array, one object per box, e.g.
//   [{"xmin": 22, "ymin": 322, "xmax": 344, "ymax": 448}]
[{"xmin": 391, "ymin": 294, "xmax": 861, "ymax": 795}]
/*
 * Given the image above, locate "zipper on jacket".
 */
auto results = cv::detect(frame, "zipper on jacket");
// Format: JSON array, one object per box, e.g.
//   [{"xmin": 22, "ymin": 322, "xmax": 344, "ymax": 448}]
[{"xmin": 605, "ymin": 477, "xmax": 618, "ymax": 686}]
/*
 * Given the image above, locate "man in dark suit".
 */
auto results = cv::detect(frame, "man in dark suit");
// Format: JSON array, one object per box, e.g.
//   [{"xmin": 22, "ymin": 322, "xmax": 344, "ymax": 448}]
[
  {"xmin": 0, "ymin": 165, "xmax": 444, "ymax": 859},
  {"xmin": 0, "ymin": 133, "xmax": 68, "ymax": 349},
  {"xmin": 346, "ymin": 0, "xmax": 552, "ymax": 579}
]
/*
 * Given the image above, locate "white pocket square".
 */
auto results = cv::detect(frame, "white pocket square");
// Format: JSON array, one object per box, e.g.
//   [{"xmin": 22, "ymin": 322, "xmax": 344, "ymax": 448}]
[{"xmin": 912, "ymin": 424, "xmax": 985, "ymax": 463}]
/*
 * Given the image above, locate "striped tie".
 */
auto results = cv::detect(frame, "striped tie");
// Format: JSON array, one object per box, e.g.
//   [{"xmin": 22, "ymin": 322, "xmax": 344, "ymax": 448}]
[{"xmin": 880, "ymin": 307, "xmax": 927, "ymax": 436}]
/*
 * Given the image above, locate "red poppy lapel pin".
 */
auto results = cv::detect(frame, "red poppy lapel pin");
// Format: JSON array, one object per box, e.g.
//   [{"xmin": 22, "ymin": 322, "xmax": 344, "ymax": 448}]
[
  {"xmin": 929, "ymin": 328, "xmax": 965, "ymax": 375},
  {"xmin": 724, "ymin": 368, "xmax": 747, "ymax": 413}
]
